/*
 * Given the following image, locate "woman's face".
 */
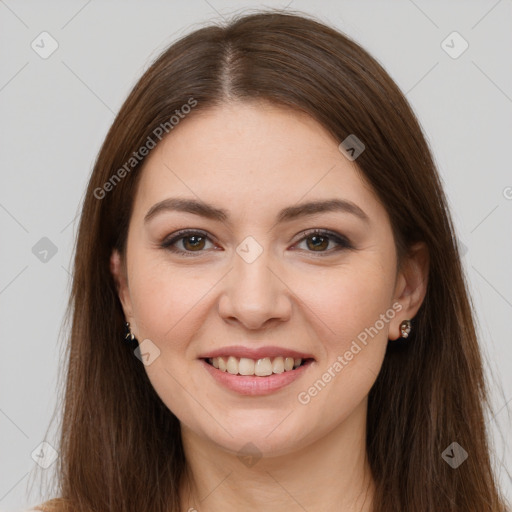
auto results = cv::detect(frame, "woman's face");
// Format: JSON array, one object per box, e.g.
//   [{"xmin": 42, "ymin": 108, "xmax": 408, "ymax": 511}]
[{"xmin": 111, "ymin": 101, "xmax": 422, "ymax": 457}]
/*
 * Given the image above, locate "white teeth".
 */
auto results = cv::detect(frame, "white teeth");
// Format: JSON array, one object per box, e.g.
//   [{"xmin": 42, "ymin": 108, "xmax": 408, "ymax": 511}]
[
  {"xmin": 272, "ymin": 356, "xmax": 285, "ymax": 374},
  {"xmin": 208, "ymin": 355, "xmax": 306, "ymax": 376},
  {"xmin": 238, "ymin": 357, "xmax": 255, "ymax": 375},
  {"xmin": 255, "ymin": 357, "xmax": 273, "ymax": 376},
  {"xmin": 284, "ymin": 357, "xmax": 294, "ymax": 371},
  {"xmin": 226, "ymin": 356, "xmax": 238, "ymax": 374}
]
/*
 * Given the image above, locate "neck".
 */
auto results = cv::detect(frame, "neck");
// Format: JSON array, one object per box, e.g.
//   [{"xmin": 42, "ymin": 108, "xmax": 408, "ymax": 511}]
[{"xmin": 179, "ymin": 399, "xmax": 375, "ymax": 512}]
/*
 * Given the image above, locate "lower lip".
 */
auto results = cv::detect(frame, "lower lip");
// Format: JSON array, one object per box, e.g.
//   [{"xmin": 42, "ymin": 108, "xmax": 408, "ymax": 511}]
[{"xmin": 200, "ymin": 359, "xmax": 314, "ymax": 396}]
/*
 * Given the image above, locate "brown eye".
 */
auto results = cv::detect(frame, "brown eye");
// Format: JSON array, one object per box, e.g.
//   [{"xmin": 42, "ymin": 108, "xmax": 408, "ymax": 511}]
[
  {"xmin": 305, "ymin": 234, "xmax": 330, "ymax": 251},
  {"xmin": 161, "ymin": 228, "xmax": 351, "ymax": 257},
  {"xmin": 161, "ymin": 230, "xmax": 215, "ymax": 256},
  {"xmin": 181, "ymin": 235, "xmax": 206, "ymax": 251},
  {"xmin": 294, "ymin": 229, "xmax": 352, "ymax": 254}
]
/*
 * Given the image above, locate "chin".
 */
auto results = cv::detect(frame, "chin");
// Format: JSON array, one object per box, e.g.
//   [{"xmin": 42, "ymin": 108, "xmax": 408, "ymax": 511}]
[{"xmin": 197, "ymin": 418, "xmax": 310, "ymax": 459}]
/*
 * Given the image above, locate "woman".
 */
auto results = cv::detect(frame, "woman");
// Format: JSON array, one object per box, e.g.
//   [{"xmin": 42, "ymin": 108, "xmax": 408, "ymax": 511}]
[{"xmin": 31, "ymin": 9, "xmax": 508, "ymax": 512}]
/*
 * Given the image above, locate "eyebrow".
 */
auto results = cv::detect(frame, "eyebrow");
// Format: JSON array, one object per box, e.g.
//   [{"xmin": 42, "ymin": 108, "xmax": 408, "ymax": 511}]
[{"xmin": 144, "ymin": 197, "xmax": 370, "ymax": 225}]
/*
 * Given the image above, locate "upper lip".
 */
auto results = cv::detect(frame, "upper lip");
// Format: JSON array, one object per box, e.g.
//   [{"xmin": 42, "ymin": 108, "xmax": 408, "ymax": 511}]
[{"xmin": 199, "ymin": 345, "xmax": 315, "ymax": 360}]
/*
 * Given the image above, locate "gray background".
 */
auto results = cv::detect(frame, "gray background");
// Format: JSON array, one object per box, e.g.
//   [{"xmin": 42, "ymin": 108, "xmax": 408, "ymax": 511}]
[{"xmin": 0, "ymin": 0, "xmax": 511, "ymax": 510}]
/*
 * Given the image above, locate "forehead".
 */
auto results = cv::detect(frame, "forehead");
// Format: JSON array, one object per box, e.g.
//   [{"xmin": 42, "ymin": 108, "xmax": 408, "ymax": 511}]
[{"xmin": 132, "ymin": 101, "xmax": 383, "ymax": 222}]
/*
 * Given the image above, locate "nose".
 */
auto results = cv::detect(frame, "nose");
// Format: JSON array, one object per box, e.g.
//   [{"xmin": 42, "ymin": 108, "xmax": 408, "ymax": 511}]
[{"xmin": 217, "ymin": 248, "xmax": 292, "ymax": 330}]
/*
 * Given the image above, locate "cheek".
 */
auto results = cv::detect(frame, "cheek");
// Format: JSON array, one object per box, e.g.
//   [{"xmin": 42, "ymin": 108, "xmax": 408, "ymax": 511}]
[
  {"xmin": 129, "ymin": 244, "xmax": 396, "ymax": 352},
  {"xmin": 127, "ymin": 254, "xmax": 204, "ymax": 344},
  {"xmin": 291, "ymin": 265, "xmax": 394, "ymax": 419},
  {"xmin": 295, "ymin": 258, "xmax": 396, "ymax": 347}
]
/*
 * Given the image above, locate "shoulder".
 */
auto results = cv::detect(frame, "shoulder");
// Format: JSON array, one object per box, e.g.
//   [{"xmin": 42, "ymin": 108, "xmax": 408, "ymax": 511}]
[{"xmin": 25, "ymin": 499, "xmax": 69, "ymax": 512}]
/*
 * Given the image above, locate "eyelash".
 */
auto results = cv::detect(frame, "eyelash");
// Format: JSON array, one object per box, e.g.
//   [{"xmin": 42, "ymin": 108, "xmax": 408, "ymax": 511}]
[{"xmin": 160, "ymin": 228, "xmax": 353, "ymax": 257}]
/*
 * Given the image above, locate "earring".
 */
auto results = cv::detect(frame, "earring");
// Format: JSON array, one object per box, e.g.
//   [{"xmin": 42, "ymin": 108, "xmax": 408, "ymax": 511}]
[
  {"xmin": 124, "ymin": 321, "xmax": 138, "ymax": 343},
  {"xmin": 399, "ymin": 319, "xmax": 412, "ymax": 339}
]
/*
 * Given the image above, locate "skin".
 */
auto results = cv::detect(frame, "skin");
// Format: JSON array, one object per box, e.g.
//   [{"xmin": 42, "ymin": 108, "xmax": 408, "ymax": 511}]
[{"xmin": 110, "ymin": 100, "xmax": 429, "ymax": 512}]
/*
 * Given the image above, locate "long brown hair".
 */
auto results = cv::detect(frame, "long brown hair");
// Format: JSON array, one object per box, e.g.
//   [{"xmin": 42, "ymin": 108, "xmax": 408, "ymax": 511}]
[{"xmin": 32, "ymin": 9, "xmax": 508, "ymax": 511}]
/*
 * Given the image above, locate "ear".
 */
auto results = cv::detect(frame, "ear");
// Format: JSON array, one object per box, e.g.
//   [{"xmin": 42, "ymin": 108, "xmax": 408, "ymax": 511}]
[
  {"xmin": 110, "ymin": 249, "xmax": 135, "ymax": 324},
  {"xmin": 389, "ymin": 241, "xmax": 429, "ymax": 340}
]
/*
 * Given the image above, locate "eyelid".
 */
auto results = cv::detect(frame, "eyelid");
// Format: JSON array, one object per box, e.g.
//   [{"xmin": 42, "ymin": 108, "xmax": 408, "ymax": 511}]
[
  {"xmin": 292, "ymin": 228, "xmax": 352, "ymax": 253},
  {"xmin": 160, "ymin": 229, "xmax": 218, "ymax": 256},
  {"xmin": 160, "ymin": 228, "xmax": 352, "ymax": 256}
]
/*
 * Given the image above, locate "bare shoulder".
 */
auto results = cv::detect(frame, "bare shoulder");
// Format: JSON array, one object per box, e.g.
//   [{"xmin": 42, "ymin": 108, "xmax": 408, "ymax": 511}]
[{"xmin": 25, "ymin": 498, "xmax": 70, "ymax": 512}]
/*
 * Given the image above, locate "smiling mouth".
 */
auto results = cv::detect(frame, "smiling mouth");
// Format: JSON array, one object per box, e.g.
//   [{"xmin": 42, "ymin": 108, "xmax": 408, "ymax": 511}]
[{"xmin": 203, "ymin": 356, "xmax": 314, "ymax": 377}]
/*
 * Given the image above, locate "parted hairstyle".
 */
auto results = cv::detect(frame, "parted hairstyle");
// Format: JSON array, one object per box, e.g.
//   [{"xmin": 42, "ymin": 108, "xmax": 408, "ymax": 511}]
[{"xmin": 32, "ymin": 9, "xmax": 508, "ymax": 512}]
